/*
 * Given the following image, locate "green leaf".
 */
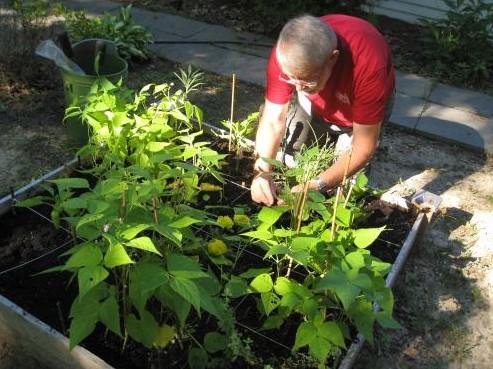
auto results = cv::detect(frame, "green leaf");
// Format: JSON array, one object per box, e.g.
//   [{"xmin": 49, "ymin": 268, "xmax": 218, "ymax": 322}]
[
  {"xmin": 130, "ymin": 262, "xmax": 168, "ymax": 314},
  {"xmin": 316, "ymin": 267, "xmax": 360, "ymax": 310},
  {"xmin": 262, "ymin": 314, "xmax": 285, "ymax": 330},
  {"xmin": 167, "ymin": 254, "xmax": 208, "ymax": 279},
  {"xmin": 69, "ymin": 315, "xmax": 96, "ymax": 350},
  {"xmin": 78, "ymin": 266, "xmax": 109, "ymax": 299},
  {"xmin": 204, "ymin": 332, "xmax": 228, "ymax": 354},
  {"xmin": 76, "ymin": 213, "xmax": 105, "ymax": 231},
  {"xmin": 353, "ymin": 227, "xmax": 385, "ymax": 248},
  {"xmin": 66, "ymin": 243, "xmax": 102, "ymax": 268},
  {"xmin": 188, "ymin": 347, "xmax": 208, "ymax": 369},
  {"xmin": 318, "ymin": 321, "xmax": 345, "ymax": 348},
  {"xmin": 153, "ymin": 223, "xmax": 183, "ymax": 246},
  {"xmin": 99, "ymin": 296, "xmax": 121, "ymax": 336},
  {"xmin": 265, "ymin": 244, "xmax": 289, "ymax": 258},
  {"xmin": 309, "ymin": 337, "xmax": 331, "ymax": 364},
  {"xmin": 293, "ymin": 321, "xmax": 315, "ymax": 350},
  {"xmin": 61, "ymin": 197, "xmax": 88, "ymax": 210},
  {"xmin": 118, "ymin": 224, "xmax": 152, "ymax": 240},
  {"xmin": 147, "ymin": 141, "xmax": 171, "ymax": 152},
  {"xmin": 168, "ymin": 216, "xmax": 201, "ymax": 228},
  {"xmin": 104, "ymin": 241, "xmax": 134, "ymax": 268},
  {"xmin": 345, "ymin": 251, "xmax": 366, "ymax": 272},
  {"xmin": 335, "ymin": 205, "xmax": 353, "ymax": 227},
  {"xmin": 356, "ymin": 173, "xmax": 368, "ymax": 188},
  {"xmin": 125, "ymin": 311, "xmax": 158, "ymax": 348},
  {"xmin": 241, "ymin": 230, "xmax": 273, "ymax": 241},
  {"xmin": 14, "ymin": 196, "xmax": 48, "ymax": 208},
  {"xmin": 258, "ymin": 206, "xmax": 288, "ymax": 227},
  {"xmin": 126, "ymin": 237, "xmax": 161, "ymax": 255},
  {"xmin": 280, "ymin": 292, "xmax": 302, "ymax": 310},
  {"xmin": 349, "ymin": 299, "xmax": 375, "ymax": 345},
  {"xmin": 68, "ymin": 286, "xmax": 104, "ymax": 349},
  {"xmin": 49, "ymin": 178, "xmax": 90, "ymax": 191},
  {"xmin": 169, "ymin": 277, "xmax": 201, "ymax": 312},
  {"xmin": 156, "ymin": 285, "xmax": 191, "ymax": 328},
  {"xmin": 375, "ymin": 312, "xmax": 401, "ymax": 329},
  {"xmin": 250, "ymin": 273, "xmax": 273, "ymax": 293},
  {"xmin": 261, "ymin": 292, "xmax": 280, "ymax": 315},
  {"xmin": 224, "ymin": 276, "xmax": 251, "ymax": 298}
]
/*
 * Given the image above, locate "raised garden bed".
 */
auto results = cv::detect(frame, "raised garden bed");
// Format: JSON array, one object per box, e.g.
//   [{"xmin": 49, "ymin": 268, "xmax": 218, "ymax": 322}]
[{"xmin": 0, "ymin": 79, "xmax": 441, "ymax": 369}]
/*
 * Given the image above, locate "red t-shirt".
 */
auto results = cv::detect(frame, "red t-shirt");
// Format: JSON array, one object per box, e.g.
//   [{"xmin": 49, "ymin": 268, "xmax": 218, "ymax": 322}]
[{"xmin": 266, "ymin": 14, "xmax": 395, "ymax": 127}]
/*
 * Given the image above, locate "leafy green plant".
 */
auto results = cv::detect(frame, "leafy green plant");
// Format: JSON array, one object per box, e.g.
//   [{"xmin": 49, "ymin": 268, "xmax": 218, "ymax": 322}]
[
  {"xmin": 216, "ymin": 112, "xmax": 259, "ymax": 156},
  {"xmin": 60, "ymin": 5, "xmax": 153, "ymax": 61},
  {"xmin": 16, "ymin": 71, "xmax": 236, "ymax": 352},
  {"xmin": 420, "ymin": 0, "xmax": 493, "ymax": 85},
  {"xmin": 237, "ymin": 154, "xmax": 400, "ymax": 367}
]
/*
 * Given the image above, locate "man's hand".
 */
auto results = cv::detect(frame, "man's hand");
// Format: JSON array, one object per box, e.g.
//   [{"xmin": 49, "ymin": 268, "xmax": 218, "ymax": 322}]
[
  {"xmin": 290, "ymin": 180, "xmax": 319, "ymax": 193},
  {"xmin": 251, "ymin": 172, "xmax": 277, "ymax": 206}
]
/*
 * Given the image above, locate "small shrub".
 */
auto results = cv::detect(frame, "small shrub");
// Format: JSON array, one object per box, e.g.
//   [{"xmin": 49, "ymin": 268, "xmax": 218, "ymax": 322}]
[
  {"xmin": 420, "ymin": 0, "xmax": 493, "ymax": 86},
  {"xmin": 60, "ymin": 5, "xmax": 153, "ymax": 61}
]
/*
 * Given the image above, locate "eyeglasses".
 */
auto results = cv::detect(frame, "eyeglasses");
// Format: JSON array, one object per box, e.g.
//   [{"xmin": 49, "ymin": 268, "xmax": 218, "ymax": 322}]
[{"xmin": 278, "ymin": 73, "xmax": 318, "ymax": 89}]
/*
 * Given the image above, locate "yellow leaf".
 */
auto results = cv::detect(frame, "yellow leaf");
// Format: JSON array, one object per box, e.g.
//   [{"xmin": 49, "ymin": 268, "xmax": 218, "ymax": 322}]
[
  {"xmin": 217, "ymin": 215, "xmax": 234, "ymax": 230},
  {"xmin": 207, "ymin": 239, "xmax": 228, "ymax": 256},
  {"xmin": 199, "ymin": 182, "xmax": 222, "ymax": 192},
  {"xmin": 154, "ymin": 324, "xmax": 176, "ymax": 348}
]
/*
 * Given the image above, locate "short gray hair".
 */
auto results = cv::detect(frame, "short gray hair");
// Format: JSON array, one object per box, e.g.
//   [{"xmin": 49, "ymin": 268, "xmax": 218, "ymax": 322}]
[{"xmin": 277, "ymin": 15, "xmax": 337, "ymax": 76}]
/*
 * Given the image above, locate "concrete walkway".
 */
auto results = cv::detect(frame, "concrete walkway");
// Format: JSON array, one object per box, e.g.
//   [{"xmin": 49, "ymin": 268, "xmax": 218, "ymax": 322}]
[{"xmin": 62, "ymin": 0, "xmax": 493, "ymax": 153}]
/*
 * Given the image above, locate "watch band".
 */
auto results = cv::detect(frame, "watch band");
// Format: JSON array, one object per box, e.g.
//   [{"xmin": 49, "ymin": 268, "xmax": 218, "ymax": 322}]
[{"xmin": 314, "ymin": 176, "xmax": 329, "ymax": 193}]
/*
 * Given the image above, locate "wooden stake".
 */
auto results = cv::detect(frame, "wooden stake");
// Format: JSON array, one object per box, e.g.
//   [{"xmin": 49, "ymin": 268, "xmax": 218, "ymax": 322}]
[
  {"xmin": 228, "ymin": 73, "xmax": 236, "ymax": 151},
  {"xmin": 330, "ymin": 147, "xmax": 354, "ymax": 241}
]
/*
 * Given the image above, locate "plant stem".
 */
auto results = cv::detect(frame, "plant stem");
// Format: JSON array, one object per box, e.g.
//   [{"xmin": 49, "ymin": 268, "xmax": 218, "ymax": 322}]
[
  {"xmin": 228, "ymin": 73, "xmax": 236, "ymax": 152},
  {"xmin": 287, "ymin": 181, "xmax": 310, "ymax": 277},
  {"xmin": 152, "ymin": 196, "xmax": 159, "ymax": 223},
  {"xmin": 330, "ymin": 186, "xmax": 341, "ymax": 242}
]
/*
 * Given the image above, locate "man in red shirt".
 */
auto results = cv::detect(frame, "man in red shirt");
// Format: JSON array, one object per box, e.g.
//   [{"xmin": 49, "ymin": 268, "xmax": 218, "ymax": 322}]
[{"xmin": 251, "ymin": 14, "xmax": 395, "ymax": 206}]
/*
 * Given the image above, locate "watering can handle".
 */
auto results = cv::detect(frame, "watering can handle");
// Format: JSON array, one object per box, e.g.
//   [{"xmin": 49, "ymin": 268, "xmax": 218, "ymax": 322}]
[
  {"xmin": 57, "ymin": 31, "xmax": 74, "ymax": 59},
  {"xmin": 94, "ymin": 40, "xmax": 107, "ymax": 66}
]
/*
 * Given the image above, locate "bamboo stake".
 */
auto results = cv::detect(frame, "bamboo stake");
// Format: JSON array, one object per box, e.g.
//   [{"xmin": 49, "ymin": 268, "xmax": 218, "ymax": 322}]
[
  {"xmin": 330, "ymin": 146, "xmax": 354, "ymax": 241},
  {"xmin": 228, "ymin": 73, "xmax": 236, "ymax": 152},
  {"xmin": 287, "ymin": 181, "xmax": 310, "ymax": 277}
]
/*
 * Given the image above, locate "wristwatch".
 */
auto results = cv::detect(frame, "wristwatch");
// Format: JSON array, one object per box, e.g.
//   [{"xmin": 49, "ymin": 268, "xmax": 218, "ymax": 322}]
[{"xmin": 314, "ymin": 176, "xmax": 329, "ymax": 193}]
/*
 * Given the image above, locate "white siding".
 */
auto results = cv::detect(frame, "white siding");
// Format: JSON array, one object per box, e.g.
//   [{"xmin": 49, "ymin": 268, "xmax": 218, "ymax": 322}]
[{"xmin": 362, "ymin": 0, "xmax": 493, "ymax": 24}]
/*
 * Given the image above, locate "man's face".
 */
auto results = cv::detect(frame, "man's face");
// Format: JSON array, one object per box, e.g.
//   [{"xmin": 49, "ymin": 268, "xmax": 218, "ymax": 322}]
[{"xmin": 280, "ymin": 49, "xmax": 339, "ymax": 95}]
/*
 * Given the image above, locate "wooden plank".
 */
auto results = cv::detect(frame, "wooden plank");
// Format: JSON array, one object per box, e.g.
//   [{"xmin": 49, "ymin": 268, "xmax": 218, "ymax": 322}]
[{"xmin": 0, "ymin": 295, "xmax": 114, "ymax": 369}]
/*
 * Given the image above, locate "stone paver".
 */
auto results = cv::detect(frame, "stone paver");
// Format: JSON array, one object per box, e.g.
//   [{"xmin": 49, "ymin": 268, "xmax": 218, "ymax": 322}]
[
  {"xmin": 152, "ymin": 42, "xmax": 267, "ymax": 86},
  {"xmin": 416, "ymin": 103, "xmax": 493, "ymax": 151},
  {"xmin": 395, "ymin": 70, "xmax": 434, "ymax": 99},
  {"xmin": 59, "ymin": 0, "xmax": 493, "ymax": 154},
  {"xmin": 429, "ymin": 82, "xmax": 493, "ymax": 117},
  {"xmin": 389, "ymin": 93, "xmax": 425, "ymax": 130}
]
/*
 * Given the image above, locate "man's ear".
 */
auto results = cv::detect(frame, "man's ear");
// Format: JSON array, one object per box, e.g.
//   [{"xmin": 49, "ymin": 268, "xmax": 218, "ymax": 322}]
[{"xmin": 329, "ymin": 49, "xmax": 340, "ymax": 64}]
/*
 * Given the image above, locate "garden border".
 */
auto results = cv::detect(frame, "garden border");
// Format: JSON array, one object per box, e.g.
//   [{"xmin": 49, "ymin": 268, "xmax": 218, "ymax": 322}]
[{"xmin": 0, "ymin": 140, "xmax": 441, "ymax": 369}]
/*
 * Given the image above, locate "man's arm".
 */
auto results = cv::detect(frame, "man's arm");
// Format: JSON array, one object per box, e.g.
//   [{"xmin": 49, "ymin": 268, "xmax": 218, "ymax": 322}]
[
  {"xmin": 295, "ymin": 122, "xmax": 381, "ymax": 191},
  {"xmin": 251, "ymin": 99, "xmax": 289, "ymax": 205}
]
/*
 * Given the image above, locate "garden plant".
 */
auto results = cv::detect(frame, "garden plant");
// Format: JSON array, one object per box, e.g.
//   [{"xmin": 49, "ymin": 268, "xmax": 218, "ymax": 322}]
[{"xmin": 14, "ymin": 68, "xmax": 403, "ymax": 368}]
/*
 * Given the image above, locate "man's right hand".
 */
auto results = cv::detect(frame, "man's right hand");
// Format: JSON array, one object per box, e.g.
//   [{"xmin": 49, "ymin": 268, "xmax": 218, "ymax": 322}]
[{"xmin": 251, "ymin": 172, "xmax": 277, "ymax": 206}]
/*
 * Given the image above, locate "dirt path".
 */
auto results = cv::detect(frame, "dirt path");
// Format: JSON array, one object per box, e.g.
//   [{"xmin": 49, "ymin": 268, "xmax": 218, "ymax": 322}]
[
  {"xmin": 356, "ymin": 126, "xmax": 493, "ymax": 369},
  {"xmin": 1, "ymin": 58, "xmax": 492, "ymax": 368}
]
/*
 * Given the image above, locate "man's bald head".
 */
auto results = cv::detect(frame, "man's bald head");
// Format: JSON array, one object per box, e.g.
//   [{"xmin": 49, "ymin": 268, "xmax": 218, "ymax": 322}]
[{"xmin": 277, "ymin": 15, "xmax": 337, "ymax": 78}]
